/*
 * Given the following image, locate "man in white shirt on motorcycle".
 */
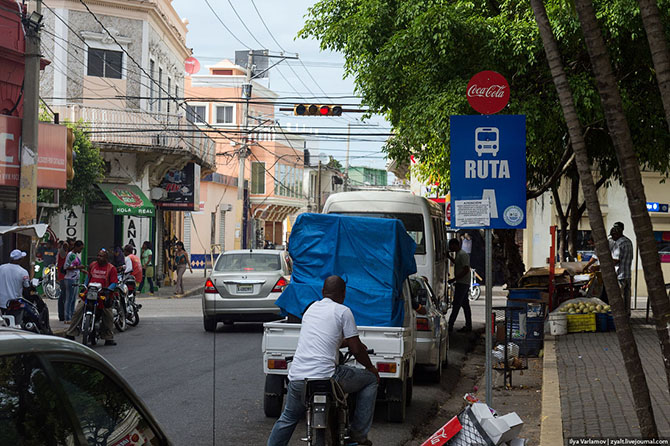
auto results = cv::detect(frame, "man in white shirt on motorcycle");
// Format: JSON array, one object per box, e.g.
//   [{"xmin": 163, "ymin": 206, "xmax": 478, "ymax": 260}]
[
  {"xmin": 267, "ymin": 275, "xmax": 379, "ymax": 446},
  {"xmin": 0, "ymin": 250, "xmax": 30, "ymax": 311}
]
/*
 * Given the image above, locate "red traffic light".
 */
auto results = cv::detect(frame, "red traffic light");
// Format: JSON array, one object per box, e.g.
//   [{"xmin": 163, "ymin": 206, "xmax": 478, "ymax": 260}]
[
  {"xmin": 319, "ymin": 105, "xmax": 331, "ymax": 115},
  {"xmin": 293, "ymin": 104, "xmax": 344, "ymax": 116}
]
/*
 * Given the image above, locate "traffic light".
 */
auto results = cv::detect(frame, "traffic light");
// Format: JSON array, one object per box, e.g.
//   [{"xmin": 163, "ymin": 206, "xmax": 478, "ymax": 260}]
[
  {"xmin": 66, "ymin": 127, "xmax": 75, "ymax": 181},
  {"xmin": 293, "ymin": 104, "xmax": 343, "ymax": 116}
]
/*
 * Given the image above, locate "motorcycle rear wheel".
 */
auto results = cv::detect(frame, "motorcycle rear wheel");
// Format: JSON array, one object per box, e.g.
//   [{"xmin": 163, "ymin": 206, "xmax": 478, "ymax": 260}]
[
  {"xmin": 44, "ymin": 282, "xmax": 60, "ymax": 300},
  {"xmin": 82, "ymin": 313, "xmax": 94, "ymax": 346},
  {"xmin": 127, "ymin": 307, "xmax": 140, "ymax": 327},
  {"xmin": 312, "ymin": 428, "xmax": 331, "ymax": 446}
]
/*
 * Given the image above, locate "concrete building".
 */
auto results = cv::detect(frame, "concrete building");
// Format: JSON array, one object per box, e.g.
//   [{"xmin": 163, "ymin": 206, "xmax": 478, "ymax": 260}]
[
  {"xmin": 347, "ymin": 166, "xmax": 387, "ymax": 188},
  {"xmin": 40, "ymin": 0, "xmax": 215, "ymax": 282},
  {"xmin": 184, "ymin": 59, "xmax": 306, "ymax": 265}
]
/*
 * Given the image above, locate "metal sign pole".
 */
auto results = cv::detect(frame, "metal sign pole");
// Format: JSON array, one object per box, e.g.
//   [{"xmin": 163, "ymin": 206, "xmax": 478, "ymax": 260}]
[{"xmin": 485, "ymin": 228, "xmax": 493, "ymax": 406}]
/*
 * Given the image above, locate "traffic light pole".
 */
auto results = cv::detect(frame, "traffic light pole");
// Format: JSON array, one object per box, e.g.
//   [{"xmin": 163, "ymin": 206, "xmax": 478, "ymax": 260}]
[{"xmin": 19, "ymin": 0, "xmax": 42, "ymax": 225}]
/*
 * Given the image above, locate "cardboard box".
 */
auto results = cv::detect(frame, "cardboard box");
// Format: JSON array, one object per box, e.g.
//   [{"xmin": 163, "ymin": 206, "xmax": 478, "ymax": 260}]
[
  {"xmin": 480, "ymin": 412, "xmax": 524, "ymax": 445},
  {"xmin": 470, "ymin": 402, "xmax": 494, "ymax": 423},
  {"xmin": 497, "ymin": 413, "xmax": 524, "ymax": 444}
]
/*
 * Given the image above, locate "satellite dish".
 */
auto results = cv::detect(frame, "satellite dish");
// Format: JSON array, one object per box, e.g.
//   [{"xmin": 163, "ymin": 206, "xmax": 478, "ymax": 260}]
[{"xmin": 318, "ymin": 152, "xmax": 329, "ymax": 164}]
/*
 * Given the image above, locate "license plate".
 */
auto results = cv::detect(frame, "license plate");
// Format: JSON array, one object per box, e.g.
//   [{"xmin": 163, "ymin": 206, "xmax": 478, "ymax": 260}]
[{"xmin": 237, "ymin": 284, "xmax": 253, "ymax": 293}]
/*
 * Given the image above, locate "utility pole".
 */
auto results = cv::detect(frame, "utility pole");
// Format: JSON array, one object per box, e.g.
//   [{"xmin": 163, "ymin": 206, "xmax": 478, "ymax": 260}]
[
  {"xmin": 236, "ymin": 51, "xmax": 253, "ymax": 249},
  {"xmin": 19, "ymin": 0, "xmax": 42, "ymax": 225},
  {"xmin": 344, "ymin": 123, "xmax": 351, "ymax": 191},
  {"xmin": 316, "ymin": 161, "xmax": 322, "ymax": 213}
]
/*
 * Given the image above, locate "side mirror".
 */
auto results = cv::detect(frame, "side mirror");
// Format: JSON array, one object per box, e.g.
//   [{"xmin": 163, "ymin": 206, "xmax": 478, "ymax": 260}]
[
  {"xmin": 416, "ymin": 289, "xmax": 428, "ymax": 306},
  {"xmin": 31, "ymin": 278, "xmax": 39, "ymax": 287},
  {"xmin": 439, "ymin": 300, "xmax": 449, "ymax": 315}
]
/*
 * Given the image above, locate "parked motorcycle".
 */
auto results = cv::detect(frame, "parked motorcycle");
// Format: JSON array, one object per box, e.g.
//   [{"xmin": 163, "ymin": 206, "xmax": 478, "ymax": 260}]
[
  {"xmin": 34, "ymin": 263, "xmax": 61, "ymax": 300},
  {"xmin": 118, "ymin": 273, "xmax": 140, "ymax": 327},
  {"xmin": 79, "ymin": 282, "xmax": 114, "ymax": 346},
  {"xmin": 2, "ymin": 279, "xmax": 52, "ymax": 334},
  {"xmin": 290, "ymin": 350, "xmax": 374, "ymax": 446}
]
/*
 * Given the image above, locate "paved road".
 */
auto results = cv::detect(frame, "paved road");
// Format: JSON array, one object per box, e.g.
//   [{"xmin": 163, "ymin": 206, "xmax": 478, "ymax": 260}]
[{"xmin": 46, "ymin": 293, "xmax": 493, "ymax": 445}]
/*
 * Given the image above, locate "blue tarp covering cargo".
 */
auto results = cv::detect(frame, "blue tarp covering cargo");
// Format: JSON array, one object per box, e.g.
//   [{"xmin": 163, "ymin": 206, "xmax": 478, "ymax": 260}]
[{"xmin": 275, "ymin": 213, "xmax": 417, "ymax": 327}]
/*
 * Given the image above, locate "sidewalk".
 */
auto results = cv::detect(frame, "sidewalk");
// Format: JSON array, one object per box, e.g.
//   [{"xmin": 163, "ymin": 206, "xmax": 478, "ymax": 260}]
[
  {"xmin": 47, "ymin": 271, "xmax": 205, "ymax": 335},
  {"xmin": 554, "ymin": 308, "xmax": 670, "ymax": 439}
]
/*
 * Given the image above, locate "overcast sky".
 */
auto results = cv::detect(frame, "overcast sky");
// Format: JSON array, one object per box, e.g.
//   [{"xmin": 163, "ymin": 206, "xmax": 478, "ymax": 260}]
[{"xmin": 171, "ymin": 0, "xmax": 392, "ymax": 171}]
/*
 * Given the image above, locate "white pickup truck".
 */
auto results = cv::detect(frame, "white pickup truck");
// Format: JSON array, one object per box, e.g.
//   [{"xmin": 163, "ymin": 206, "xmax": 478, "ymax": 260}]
[{"xmin": 261, "ymin": 279, "xmax": 416, "ymax": 423}]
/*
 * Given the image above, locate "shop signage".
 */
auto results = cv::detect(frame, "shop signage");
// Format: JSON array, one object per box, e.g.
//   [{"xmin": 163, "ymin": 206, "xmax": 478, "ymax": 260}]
[
  {"xmin": 647, "ymin": 202, "xmax": 669, "ymax": 213},
  {"xmin": 450, "ymin": 114, "xmax": 526, "ymax": 229},
  {"xmin": 123, "ymin": 216, "xmax": 150, "ymax": 252},
  {"xmin": 466, "ymin": 71, "xmax": 510, "ymax": 115},
  {"xmin": 0, "ymin": 115, "xmax": 68, "ymax": 188},
  {"xmin": 157, "ymin": 163, "xmax": 201, "ymax": 211}
]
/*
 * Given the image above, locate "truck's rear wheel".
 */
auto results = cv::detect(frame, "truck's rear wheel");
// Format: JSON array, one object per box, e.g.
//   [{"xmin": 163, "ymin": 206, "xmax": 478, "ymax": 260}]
[
  {"xmin": 203, "ymin": 316, "xmax": 217, "ymax": 332},
  {"xmin": 386, "ymin": 378, "xmax": 407, "ymax": 422},
  {"xmin": 263, "ymin": 374, "xmax": 284, "ymax": 417},
  {"xmin": 405, "ymin": 375, "xmax": 413, "ymax": 406}
]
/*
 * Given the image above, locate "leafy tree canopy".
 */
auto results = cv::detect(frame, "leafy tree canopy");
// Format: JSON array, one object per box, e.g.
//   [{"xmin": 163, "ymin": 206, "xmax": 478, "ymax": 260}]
[{"xmin": 300, "ymin": 0, "xmax": 670, "ymax": 191}]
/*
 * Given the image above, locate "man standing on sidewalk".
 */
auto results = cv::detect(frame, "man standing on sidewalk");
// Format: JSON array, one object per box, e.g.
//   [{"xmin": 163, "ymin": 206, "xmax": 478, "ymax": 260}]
[
  {"xmin": 611, "ymin": 222, "xmax": 633, "ymax": 316},
  {"xmin": 448, "ymin": 238, "xmax": 472, "ymax": 333}
]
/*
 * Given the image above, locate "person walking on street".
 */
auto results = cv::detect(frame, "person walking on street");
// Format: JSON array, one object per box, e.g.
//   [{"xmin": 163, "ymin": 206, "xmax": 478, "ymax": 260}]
[
  {"xmin": 65, "ymin": 249, "xmax": 118, "ymax": 346},
  {"xmin": 140, "ymin": 241, "xmax": 155, "ymax": 295},
  {"xmin": 63, "ymin": 241, "xmax": 85, "ymax": 324},
  {"xmin": 611, "ymin": 222, "xmax": 633, "ymax": 316},
  {"xmin": 174, "ymin": 241, "xmax": 191, "ymax": 295},
  {"xmin": 56, "ymin": 240, "xmax": 69, "ymax": 321},
  {"xmin": 267, "ymin": 275, "xmax": 379, "ymax": 446},
  {"xmin": 0, "ymin": 250, "xmax": 30, "ymax": 312},
  {"xmin": 447, "ymin": 238, "xmax": 472, "ymax": 333}
]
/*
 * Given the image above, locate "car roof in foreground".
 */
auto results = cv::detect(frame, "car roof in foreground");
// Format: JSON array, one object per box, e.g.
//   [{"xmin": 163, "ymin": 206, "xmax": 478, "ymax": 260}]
[
  {"xmin": 221, "ymin": 249, "xmax": 285, "ymax": 255},
  {"xmin": 0, "ymin": 327, "xmax": 108, "ymax": 360}
]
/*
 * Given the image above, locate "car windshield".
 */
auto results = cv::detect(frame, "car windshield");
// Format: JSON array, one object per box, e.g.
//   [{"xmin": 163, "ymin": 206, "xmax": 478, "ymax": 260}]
[
  {"xmin": 215, "ymin": 253, "xmax": 281, "ymax": 272},
  {"xmin": 333, "ymin": 212, "xmax": 426, "ymax": 254}
]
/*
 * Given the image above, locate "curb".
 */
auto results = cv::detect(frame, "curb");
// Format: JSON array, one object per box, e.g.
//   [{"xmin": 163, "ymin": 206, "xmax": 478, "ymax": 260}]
[{"xmin": 540, "ymin": 335, "xmax": 564, "ymax": 446}]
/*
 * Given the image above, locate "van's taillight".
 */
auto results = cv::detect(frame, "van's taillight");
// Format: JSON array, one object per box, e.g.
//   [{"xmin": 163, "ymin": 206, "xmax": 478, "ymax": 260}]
[
  {"xmin": 272, "ymin": 277, "xmax": 288, "ymax": 293},
  {"xmin": 376, "ymin": 362, "xmax": 397, "ymax": 373},
  {"xmin": 205, "ymin": 279, "xmax": 217, "ymax": 294},
  {"xmin": 268, "ymin": 359, "xmax": 287, "ymax": 370},
  {"xmin": 416, "ymin": 317, "xmax": 430, "ymax": 331}
]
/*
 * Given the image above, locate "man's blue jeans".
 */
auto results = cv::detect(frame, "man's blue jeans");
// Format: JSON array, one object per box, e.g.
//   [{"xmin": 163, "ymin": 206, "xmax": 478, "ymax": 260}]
[{"xmin": 267, "ymin": 365, "xmax": 378, "ymax": 446}]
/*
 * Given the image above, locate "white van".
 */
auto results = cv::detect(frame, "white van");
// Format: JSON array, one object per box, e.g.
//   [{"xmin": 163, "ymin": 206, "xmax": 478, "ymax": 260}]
[{"xmin": 322, "ymin": 191, "xmax": 448, "ymax": 303}]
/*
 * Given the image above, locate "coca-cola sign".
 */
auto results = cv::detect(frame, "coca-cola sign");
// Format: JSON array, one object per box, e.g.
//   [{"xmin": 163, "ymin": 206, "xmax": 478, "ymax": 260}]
[{"xmin": 466, "ymin": 71, "xmax": 510, "ymax": 114}]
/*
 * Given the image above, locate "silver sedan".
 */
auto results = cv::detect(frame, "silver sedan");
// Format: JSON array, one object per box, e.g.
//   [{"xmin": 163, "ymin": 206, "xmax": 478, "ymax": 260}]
[{"xmin": 202, "ymin": 249, "xmax": 291, "ymax": 331}]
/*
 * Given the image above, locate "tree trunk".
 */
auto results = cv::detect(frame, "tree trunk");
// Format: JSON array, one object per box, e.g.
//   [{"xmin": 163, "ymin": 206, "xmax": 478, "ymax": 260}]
[
  {"xmin": 638, "ymin": 0, "xmax": 670, "ymax": 131},
  {"xmin": 567, "ymin": 171, "xmax": 580, "ymax": 260},
  {"xmin": 552, "ymin": 187, "xmax": 569, "ymax": 262},
  {"xmin": 531, "ymin": 0, "xmax": 659, "ymax": 438},
  {"xmin": 574, "ymin": 0, "xmax": 670, "ymax": 401}
]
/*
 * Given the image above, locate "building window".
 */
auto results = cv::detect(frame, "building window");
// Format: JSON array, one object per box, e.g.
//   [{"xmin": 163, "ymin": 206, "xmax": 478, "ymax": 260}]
[
  {"xmin": 215, "ymin": 105, "xmax": 234, "ymax": 124},
  {"xmin": 251, "ymin": 162, "xmax": 265, "ymax": 194},
  {"xmin": 149, "ymin": 59, "xmax": 155, "ymax": 111},
  {"xmin": 186, "ymin": 105, "xmax": 207, "ymax": 124},
  {"xmin": 167, "ymin": 78, "xmax": 172, "ymax": 113},
  {"xmin": 158, "ymin": 68, "xmax": 163, "ymax": 112},
  {"xmin": 87, "ymin": 48, "xmax": 122, "ymax": 79}
]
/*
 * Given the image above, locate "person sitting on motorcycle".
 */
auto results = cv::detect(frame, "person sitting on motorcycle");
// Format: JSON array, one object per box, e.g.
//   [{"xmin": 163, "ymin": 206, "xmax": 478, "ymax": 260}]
[
  {"xmin": 65, "ymin": 249, "xmax": 119, "ymax": 346},
  {"xmin": 123, "ymin": 245, "xmax": 143, "ymax": 284},
  {"xmin": 0, "ymin": 250, "xmax": 31, "ymax": 312},
  {"xmin": 267, "ymin": 275, "xmax": 379, "ymax": 446}
]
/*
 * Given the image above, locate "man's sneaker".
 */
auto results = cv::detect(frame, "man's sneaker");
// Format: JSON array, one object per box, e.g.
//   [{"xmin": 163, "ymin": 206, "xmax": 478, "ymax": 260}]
[
  {"xmin": 104, "ymin": 340, "xmax": 117, "ymax": 346},
  {"xmin": 65, "ymin": 335, "xmax": 75, "ymax": 341},
  {"xmin": 350, "ymin": 438, "xmax": 372, "ymax": 446}
]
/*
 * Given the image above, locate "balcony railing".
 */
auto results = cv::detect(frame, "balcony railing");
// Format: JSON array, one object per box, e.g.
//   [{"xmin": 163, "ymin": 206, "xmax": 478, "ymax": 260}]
[{"xmin": 50, "ymin": 104, "xmax": 216, "ymax": 169}]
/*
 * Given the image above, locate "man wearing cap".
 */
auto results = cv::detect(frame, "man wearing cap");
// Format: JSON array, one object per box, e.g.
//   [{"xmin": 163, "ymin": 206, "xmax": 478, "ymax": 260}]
[{"xmin": 0, "ymin": 250, "xmax": 31, "ymax": 311}]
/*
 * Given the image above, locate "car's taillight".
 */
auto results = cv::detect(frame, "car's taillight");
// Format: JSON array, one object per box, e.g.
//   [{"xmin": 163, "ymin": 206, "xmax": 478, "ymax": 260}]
[
  {"xmin": 416, "ymin": 317, "xmax": 431, "ymax": 331},
  {"xmin": 268, "ymin": 359, "xmax": 287, "ymax": 370},
  {"xmin": 205, "ymin": 278, "xmax": 217, "ymax": 294},
  {"xmin": 376, "ymin": 362, "xmax": 397, "ymax": 373},
  {"xmin": 272, "ymin": 277, "xmax": 288, "ymax": 293}
]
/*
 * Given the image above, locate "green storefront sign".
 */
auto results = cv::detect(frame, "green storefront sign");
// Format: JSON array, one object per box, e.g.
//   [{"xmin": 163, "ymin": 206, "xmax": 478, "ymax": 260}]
[{"xmin": 97, "ymin": 184, "xmax": 155, "ymax": 217}]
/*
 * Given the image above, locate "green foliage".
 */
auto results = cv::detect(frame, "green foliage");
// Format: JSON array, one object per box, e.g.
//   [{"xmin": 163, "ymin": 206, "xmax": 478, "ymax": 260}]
[
  {"xmin": 327, "ymin": 155, "xmax": 344, "ymax": 170},
  {"xmin": 38, "ymin": 121, "xmax": 105, "ymax": 209},
  {"xmin": 299, "ymin": 0, "xmax": 670, "ymax": 192}
]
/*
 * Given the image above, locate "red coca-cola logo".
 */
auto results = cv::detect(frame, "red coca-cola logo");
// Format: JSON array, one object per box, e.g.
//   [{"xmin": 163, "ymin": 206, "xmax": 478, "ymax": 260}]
[{"xmin": 466, "ymin": 71, "xmax": 510, "ymax": 114}]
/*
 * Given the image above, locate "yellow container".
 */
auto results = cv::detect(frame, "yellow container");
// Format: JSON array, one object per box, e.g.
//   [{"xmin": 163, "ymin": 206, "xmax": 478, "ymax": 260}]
[{"xmin": 567, "ymin": 314, "xmax": 596, "ymax": 333}]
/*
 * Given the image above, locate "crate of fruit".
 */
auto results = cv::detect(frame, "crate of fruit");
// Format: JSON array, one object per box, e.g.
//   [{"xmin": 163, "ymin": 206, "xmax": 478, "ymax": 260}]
[{"xmin": 567, "ymin": 314, "xmax": 596, "ymax": 333}]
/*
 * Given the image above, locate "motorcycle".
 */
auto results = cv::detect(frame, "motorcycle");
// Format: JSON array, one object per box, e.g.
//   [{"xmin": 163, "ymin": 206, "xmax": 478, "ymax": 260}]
[
  {"xmin": 112, "ymin": 274, "xmax": 128, "ymax": 332},
  {"xmin": 79, "ymin": 282, "xmax": 114, "ymax": 346},
  {"xmin": 118, "ymin": 273, "xmax": 141, "ymax": 327},
  {"xmin": 291, "ymin": 350, "xmax": 374, "ymax": 446},
  {"xmin": 34, "ymin": 262, "xmax": 61, "ymax": 300},
  {"xmin": 2, "ymin": 279, "xmax": 52, "ymax": 334}
]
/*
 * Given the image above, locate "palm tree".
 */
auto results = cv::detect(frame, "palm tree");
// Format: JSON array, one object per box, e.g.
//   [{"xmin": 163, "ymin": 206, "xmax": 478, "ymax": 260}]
[
  {"xmin": 638, "ymin": 0, "xmax": 670, "ymax": 131},
  {"xmin": 571, "ymin": 0, "xmax": 670, "ymax": 397},
  {"xmin": 530, "ymin": 0, "xmax": 659, "ymax": 437}
]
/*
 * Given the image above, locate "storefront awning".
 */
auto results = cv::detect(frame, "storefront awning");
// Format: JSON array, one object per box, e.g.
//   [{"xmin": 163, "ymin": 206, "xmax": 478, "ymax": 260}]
[
  {"xmin": 0, "ymin": 224, "xmax": 49, "ymax": 238},
  {"xmin": 97, "ymin": 184, "xmax": 155, "ymax": 217}
]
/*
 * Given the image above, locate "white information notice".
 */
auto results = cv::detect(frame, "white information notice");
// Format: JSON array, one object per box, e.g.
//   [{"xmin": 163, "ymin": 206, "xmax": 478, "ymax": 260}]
[{"xmin": 455, "ymin": 199, "xmax": 491, "ymax": 228}]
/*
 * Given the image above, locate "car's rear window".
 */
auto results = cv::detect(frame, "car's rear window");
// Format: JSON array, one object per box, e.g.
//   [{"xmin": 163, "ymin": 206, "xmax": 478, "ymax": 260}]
[{"xmin": 215, "ymin": 253, "xmax": 281, "ymax": 272}]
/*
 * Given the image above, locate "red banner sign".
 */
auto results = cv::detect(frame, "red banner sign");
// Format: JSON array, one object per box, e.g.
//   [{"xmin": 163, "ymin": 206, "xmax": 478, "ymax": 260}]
[
  {"xmin": 467, "ymin": 71, "xmax": 510, "ymax": 115},
  {"xmin": 0, "ymin": 115, "xmax": 68, "ymax": 189}
]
